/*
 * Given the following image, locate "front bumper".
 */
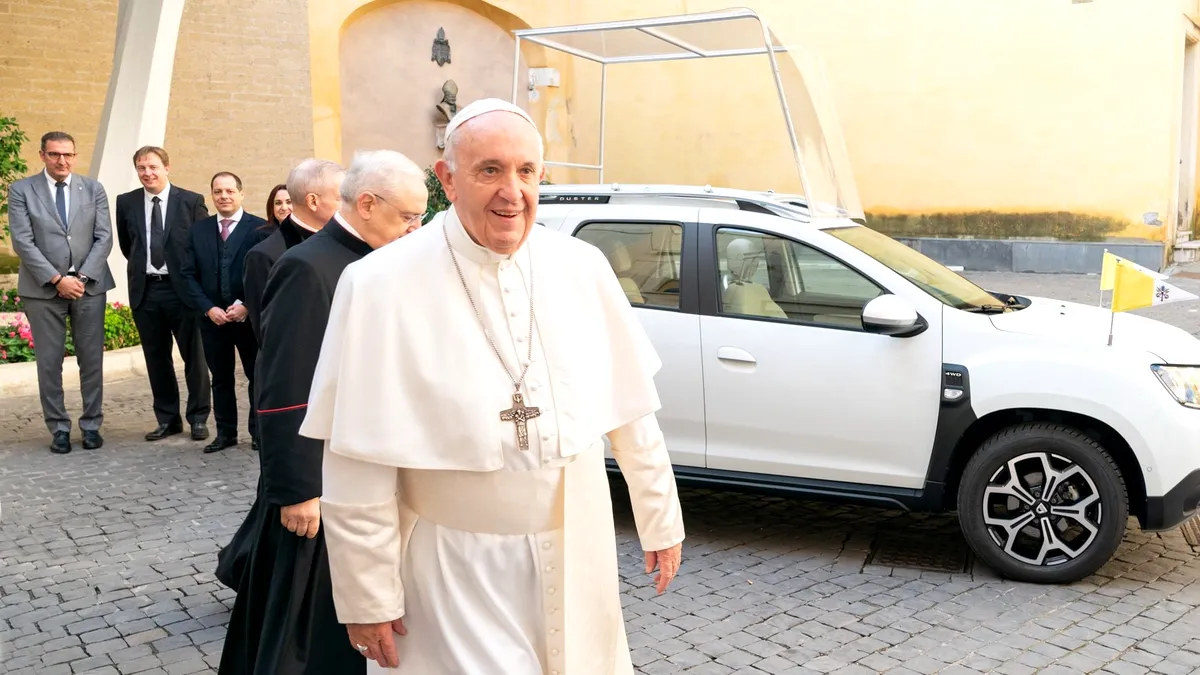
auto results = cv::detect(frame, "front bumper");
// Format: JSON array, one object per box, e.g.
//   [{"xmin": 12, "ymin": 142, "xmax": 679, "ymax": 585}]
[{"xmin": 1142, "ymin": 468, "xmax": 1200, "ymax": 531}]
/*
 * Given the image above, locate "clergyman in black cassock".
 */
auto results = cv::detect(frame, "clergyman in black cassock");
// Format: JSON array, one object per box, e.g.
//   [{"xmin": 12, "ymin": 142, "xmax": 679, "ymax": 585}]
[
  {"xmin": 216, "ymin": 159, "xmax": 343, "ymax": 592},
  {"xmin": 212, "ymin": 213, "xmax": 313, "ymax": 591},
  {"xmin": 216, "ymin": 217, "xmax": 372, "ymax": 675},
  {"xmin": 241, "ymin": 214, "xmax": 314, "ymax": 345}
]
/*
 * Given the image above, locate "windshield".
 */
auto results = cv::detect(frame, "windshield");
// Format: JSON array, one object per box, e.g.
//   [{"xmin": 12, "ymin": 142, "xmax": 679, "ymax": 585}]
[{"xmin": 824, "ymin": 226, "xmax": 1002, "ymax": 310}]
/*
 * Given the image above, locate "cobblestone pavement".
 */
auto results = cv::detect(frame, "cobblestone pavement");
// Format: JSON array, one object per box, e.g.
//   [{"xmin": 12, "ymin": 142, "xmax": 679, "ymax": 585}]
[{"xmin": 5, "ymin": 274, "xmax": 1200, "ymax": 674}]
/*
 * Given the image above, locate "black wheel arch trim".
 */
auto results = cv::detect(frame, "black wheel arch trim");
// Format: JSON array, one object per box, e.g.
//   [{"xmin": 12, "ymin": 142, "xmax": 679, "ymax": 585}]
[
  {"xmin": 1142, "ymin": 467, "xmax": 1200, "ymax": 531},
  {"xmin": 919, "ymin": 363, "xmax": 978, "ymax": 510}
]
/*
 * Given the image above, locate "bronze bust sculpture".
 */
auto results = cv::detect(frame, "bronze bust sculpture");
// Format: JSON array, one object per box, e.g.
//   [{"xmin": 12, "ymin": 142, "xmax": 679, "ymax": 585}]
[{"xmin": 436, "ymin": 80, "xmax": 459, "ymax": 123}]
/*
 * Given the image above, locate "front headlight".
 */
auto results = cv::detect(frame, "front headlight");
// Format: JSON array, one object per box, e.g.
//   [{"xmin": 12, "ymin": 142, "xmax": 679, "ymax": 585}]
[{"xmin": 1151, "ymin": 365, "xmax": 1200, "ymax": 409}]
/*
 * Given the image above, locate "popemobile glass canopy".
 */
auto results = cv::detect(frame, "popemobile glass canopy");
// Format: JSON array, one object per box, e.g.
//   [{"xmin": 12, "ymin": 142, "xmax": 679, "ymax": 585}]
[{"xmin": 510, "ymin": 8, "xmax": 865, "ymax": 221}]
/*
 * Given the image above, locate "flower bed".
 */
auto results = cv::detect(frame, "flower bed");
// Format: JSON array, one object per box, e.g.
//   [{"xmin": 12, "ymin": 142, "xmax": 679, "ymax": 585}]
[
  {"xmin": 0, "ymin": 294, "xmax": 140, "ymax": 364},
  {"xmin": 0, "ymin": 288, "xmax": 20, "ymax": 312}
]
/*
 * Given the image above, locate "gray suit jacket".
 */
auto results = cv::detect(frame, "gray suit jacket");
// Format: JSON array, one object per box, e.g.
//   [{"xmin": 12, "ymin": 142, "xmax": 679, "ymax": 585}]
[{"xmin": 7, "ymin": 172, "xmax": 117, "ymax": 299}]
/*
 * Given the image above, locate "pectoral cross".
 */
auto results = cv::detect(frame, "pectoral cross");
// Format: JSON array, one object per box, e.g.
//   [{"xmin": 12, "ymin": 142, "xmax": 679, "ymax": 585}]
[{"xmin": 500, "ymin": 392, "xmax": 541, "ymax": 451}]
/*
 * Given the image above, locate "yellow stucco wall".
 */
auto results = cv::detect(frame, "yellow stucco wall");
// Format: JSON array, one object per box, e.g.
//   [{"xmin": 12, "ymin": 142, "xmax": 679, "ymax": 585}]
[{"xmin": 310, "ymin": 0, "xmax": 1195, "ymax": 243}]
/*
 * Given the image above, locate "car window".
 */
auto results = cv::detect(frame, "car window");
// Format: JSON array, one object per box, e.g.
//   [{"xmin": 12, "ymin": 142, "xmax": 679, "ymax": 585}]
[
  {"xmin": 575, "ymin": 222, "xmax": 684, "ymax": 309},
  {"xmin": 716, "ymin": 227, "xmax": 883, "ymax": 329}
]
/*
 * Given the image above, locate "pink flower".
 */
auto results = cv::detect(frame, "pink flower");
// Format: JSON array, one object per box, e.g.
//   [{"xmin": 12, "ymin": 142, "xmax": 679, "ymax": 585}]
[
  {"xmin": 7, "ymin": 332, "xmax": 12, "ymax": 338},
  {"xmin": 112, "ymin": 301, "xmax": 123, "ymax": 309}
]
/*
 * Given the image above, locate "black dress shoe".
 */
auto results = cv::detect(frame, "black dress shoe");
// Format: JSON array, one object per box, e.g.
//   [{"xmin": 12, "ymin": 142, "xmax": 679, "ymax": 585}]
[
  {"xmin": 204, "ymin": 436, "xmax": 237, "ymax": 454},
  {"xmin": 50, "ymin": 431, "xmax": 71, "ymax": 454},
  {"xmin": 145, "ymin": 423, "xmax": 182, "ymax": 441},
  {"xmin": 82, "ymin": 430, "xmax": 103, "ymax": 449},
  {"xmin": 252, "ymin": 438, "xmax": 259, "ymax": 452},
  {"xmin": 191, "ymin": 423, "xmax": 210, "ymax": 441}
]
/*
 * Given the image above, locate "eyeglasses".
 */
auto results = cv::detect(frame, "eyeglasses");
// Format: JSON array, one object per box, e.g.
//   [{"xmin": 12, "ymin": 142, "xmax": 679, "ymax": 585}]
[
  {"xmin": 370, "ymin": 193, "xmax": 424, "ymax": 227},
  {"xmin": 44, "ymin": 152, "xmax": 76, "ymax": 160}
]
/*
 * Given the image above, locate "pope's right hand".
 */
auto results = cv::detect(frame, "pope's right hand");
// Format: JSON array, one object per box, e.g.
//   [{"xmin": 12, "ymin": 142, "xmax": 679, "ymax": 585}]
[
  {"xmin": 280, "ymin": 497, "xmax": 320, "ymax": 538},
  {"xmin": 347, "ymin": 619, "xmax": 407, "ymax": 668}
]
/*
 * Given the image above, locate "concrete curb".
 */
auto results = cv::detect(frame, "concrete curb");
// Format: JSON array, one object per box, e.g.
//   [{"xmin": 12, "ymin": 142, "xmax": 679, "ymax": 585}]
[{"xmin": 0, "ymin": 344, "xmax": 181, "ymax": 398}]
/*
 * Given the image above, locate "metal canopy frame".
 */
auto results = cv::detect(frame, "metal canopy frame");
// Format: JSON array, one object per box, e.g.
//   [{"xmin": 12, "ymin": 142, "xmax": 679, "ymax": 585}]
[{"xmin": 510, "ymin": 8, "xmax": 805, "ymax": 193}]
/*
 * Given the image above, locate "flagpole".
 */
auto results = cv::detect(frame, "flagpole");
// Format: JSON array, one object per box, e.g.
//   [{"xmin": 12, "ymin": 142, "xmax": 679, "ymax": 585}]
[
  {"xmin": 1099, "ymin": 248, "xmax": 1108, "ymax": 308},
  {"xmin": 1107, "ymin": 307, "xmax": 1115, "ymax": 346}
]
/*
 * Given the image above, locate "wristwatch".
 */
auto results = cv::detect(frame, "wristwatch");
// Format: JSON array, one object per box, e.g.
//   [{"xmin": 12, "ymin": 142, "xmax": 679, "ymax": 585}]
[{"xmin": 77, "ymin": 274, "xmax": 90, "ymax": 284}]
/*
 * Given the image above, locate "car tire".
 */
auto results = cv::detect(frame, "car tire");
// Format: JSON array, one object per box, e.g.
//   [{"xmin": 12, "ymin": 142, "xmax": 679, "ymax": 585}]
[{"xmin": 956, "ymin": 422, "xmax": 1127, "ymax": 584}]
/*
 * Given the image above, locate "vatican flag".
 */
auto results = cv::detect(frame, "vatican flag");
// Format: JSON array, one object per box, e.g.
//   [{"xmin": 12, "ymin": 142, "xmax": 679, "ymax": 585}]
[
  {"xmin": 1111, "ymin": 259, "xmax": 1198, "ymax": 312},
  {"xmin": 1100, "ymin": 250, "xmax": 1166, "ymax": 291}
]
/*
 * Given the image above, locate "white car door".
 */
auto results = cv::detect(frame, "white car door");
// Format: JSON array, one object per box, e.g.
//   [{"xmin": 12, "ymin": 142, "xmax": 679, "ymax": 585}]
[
  {"xmin": 558, "ymin": 205, "xmax": 706, "ymax": 468},
  {"xmin": 698, "ymin": 209, "xmax": 943, "ymax": 489}
]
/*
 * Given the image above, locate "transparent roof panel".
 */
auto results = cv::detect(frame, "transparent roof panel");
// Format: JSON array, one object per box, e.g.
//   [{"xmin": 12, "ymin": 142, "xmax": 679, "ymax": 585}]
[
  {"xmin": 533, "ymin": 28, "xmax": 693, "ymax": 62},
  {"xmin": 513, "ymin": 9, "xmax": 865, "ymax": 220},
  {"xmin": 650, "ymin": 15, "xmax": 773, "ymax": 54}
]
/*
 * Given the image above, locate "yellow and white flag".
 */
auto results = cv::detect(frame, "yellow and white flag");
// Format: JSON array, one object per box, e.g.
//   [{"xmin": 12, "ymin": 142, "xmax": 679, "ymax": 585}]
[
  {"xmin": 1100, "ymin": 250, "xmax": 1166, "ymax": 291},
  {"xmin": 1111, "ymin": 259, "xmax": 1198, "ymax": 312}
]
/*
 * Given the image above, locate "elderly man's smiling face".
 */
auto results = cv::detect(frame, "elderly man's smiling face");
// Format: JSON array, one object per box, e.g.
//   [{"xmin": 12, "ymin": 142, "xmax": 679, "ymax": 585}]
[{"xmin": 436, "ymin": 111, "xmax": 544, "ymax": 255}]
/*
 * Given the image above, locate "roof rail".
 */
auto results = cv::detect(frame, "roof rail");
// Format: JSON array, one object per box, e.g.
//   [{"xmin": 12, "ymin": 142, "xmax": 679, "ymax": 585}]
[{"xmin": 537, "ymin": 183, "xmax": 811, "ymax": 221}]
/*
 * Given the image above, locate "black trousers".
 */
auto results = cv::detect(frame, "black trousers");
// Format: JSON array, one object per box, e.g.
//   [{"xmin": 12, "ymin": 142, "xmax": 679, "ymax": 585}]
[
  {"xmin": 132, "ymin": 277, "xmax": 211, "ymax": 427},
  {"xmin": 200, "ymin": 318, "xmax": 258, "ymax": 439}
]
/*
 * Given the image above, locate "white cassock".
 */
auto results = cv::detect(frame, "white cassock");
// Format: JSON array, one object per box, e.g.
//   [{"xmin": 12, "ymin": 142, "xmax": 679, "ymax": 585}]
[{"xmin": 299, "ymin": 205, "xmax": 686, "ymax": 674}]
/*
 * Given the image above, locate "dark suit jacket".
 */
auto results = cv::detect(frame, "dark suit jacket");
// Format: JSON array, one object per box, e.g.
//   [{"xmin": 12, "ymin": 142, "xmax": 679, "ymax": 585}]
[
  {"xmin": 180, "ymin": 211, "xmax": 268, "ymax": 316},
  {"xmin": 6, "ymin": 172, "xmax": 116, "ymax": 299},
  {"xmin": 115, "ymin": 185, "xmax": 209, "ymax": 310},
  {"xmin": 243, "ymin": 215, "xmax": 315, "ymax": 343}
]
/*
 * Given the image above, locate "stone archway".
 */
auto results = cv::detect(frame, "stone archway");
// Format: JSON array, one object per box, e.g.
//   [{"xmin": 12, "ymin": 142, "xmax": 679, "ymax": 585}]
[{"xmin": 335, "ymin": 0, "xmax": 532, "ymax": 172}]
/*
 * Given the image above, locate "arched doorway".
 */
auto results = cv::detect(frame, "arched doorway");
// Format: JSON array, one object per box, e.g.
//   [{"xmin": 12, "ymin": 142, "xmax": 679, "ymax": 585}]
[{"xmin": 338, "ymin": 0, "xmax": 531, "ymax": 172}]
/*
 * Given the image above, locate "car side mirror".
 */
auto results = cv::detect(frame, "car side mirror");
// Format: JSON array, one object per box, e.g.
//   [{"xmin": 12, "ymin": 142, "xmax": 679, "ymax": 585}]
[{"xmin": 862, "ymin": 294, "xmax": 927, "ymax": 337}]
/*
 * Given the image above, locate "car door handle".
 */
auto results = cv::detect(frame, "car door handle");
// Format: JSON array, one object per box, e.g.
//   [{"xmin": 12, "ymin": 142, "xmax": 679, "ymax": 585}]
[{"xmin": 716, "ymin": 347, "xmax": 756, "ymax": 364}]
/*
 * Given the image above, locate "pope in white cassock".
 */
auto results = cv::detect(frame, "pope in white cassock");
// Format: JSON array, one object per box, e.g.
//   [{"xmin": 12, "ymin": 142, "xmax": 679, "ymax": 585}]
[{"xmin": 298, "ymin": 97, "xmax": 686, "ymax": 674}]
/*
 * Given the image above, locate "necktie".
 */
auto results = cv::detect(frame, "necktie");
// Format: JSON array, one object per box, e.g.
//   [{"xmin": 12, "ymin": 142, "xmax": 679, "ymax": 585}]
[
  {"xmin": 150, "ymin": 196, "xmax": 165, "ymax": 269},
  {"xmin": 220, "ymin": 219, "xmax": 233, "ymax": 241},
  {"xmin": 55, "ymin": 181, "xmax": 67, "ymax": 230}
]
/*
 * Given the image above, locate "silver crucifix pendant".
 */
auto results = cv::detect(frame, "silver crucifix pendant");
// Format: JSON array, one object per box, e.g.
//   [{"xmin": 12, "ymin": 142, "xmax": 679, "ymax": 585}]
[{"xmin": 500, "ymin": 392, "xmax": 541, "ymax": 451}]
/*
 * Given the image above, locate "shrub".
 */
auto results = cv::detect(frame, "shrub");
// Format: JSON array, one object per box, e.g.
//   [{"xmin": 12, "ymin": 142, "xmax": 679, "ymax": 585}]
[
  {"xmin": 0, "ymin": 116, "xmax": 29, "ymax": 241},
  {"xmin": 0, "ymin": 301, "xmax": 141, "ymax": 364},
  {"xmin": 423, "ymin": 167, "xmax": 450, "ymax": 224}
]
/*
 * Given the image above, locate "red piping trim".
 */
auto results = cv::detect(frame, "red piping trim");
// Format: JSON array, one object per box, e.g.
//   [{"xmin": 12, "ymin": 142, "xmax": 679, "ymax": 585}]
[{"xmin": 258, "ymin": 403, "xmax": 308, "ymax": 414}]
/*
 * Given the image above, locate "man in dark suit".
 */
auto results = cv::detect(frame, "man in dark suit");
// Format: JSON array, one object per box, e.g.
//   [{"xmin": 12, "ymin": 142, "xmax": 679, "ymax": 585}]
[
  {"xmin": 242, "ymin": 158, "xmax": 343, "ymax": 343},
  {"xmin": 115, "ymin": 146, "xmax": 212, "ymax": 443},
  {"xmin": 6, "ymin": 131, "xmax": 116, "ymax": 454},
  {"xmin": 180, "ymin": 172, "xmax": 266, "ymax": 454}
]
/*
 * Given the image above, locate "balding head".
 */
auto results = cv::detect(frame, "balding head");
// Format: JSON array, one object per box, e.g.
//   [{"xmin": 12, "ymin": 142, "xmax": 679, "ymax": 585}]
[
  {"xmin": 434, "ymin": 101, "xmax": 545, "ymax": 255},
  {"xmin": 339, "ymin": 149, "xmax": 429, "ymax": 248},
  {"xmin": 287, "ymin": 158, "xmax": 344, "ymax": 226}
]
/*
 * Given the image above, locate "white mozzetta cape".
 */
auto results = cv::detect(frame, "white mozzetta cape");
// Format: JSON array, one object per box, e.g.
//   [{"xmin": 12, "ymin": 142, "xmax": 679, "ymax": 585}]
[{"xmin": 299, "ymin": 207, "xmax": 663, "ymax": 468}]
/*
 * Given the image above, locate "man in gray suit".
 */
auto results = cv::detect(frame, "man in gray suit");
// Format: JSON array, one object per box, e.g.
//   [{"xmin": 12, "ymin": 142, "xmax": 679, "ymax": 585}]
[{"xmin": 7, "ymin": 131, "xmax": 116, "ymax": 454}]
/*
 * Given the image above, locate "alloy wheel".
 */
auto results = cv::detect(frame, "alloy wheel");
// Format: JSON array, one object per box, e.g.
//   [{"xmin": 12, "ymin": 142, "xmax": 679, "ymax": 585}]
[{"xmin": 981, "ymin": 451, "xmax": 1102, "ymax": 566}]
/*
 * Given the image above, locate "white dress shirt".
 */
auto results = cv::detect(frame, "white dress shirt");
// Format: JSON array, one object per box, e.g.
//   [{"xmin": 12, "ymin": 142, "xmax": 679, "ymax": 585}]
[
  {"xmin": 332, "ymin": 211, "xmax": 365, "ymax": 242},
  {"xmin": 44, "ymin": 170, "xmax": 71, "ymax": 222},
  {"xmin": 144, "ymin": 183, "xmax": 172, "ymax": 274},
  {"xmin": 217, "ymin": 208, "xmax": 244, "ymax": 236},
  {"xmin": 291, "ymin": 211, "xmax": 321, "ymax": 233}
]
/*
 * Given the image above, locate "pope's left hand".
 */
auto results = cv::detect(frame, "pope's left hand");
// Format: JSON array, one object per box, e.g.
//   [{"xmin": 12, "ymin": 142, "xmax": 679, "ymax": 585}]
[
  {"xmin": 644, "ymin": 543, "xmax": 682, "ymax": 594},
  {"xmin": 225, "ymin": 304, "xmax": 248, "ymax": 322}
]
